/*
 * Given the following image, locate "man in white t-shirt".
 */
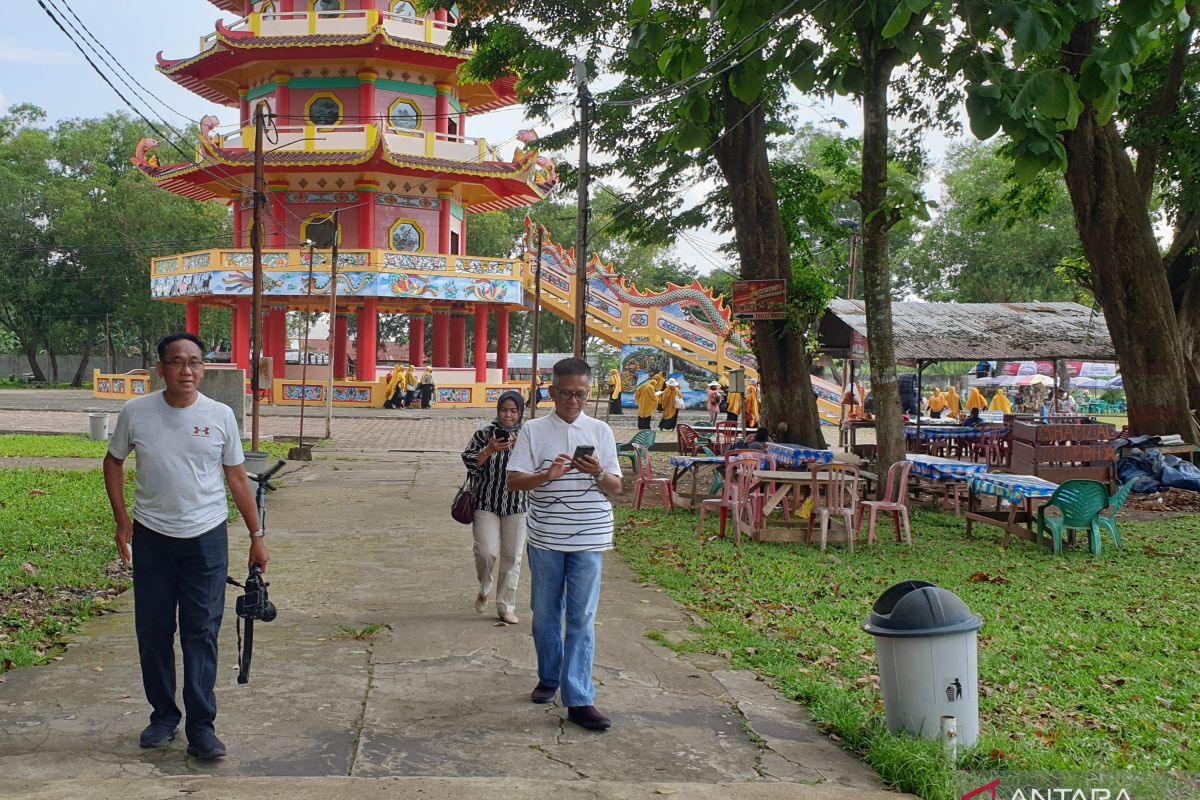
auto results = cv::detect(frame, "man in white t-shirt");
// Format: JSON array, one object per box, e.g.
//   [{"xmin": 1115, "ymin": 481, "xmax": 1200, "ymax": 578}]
[
  {"xmin": 507, "ymin": 358, "xmax": 622, "ymax": 730},
  {"xmin": 103, "ymin": 333, "xmax": 269, "ymax": 760}
]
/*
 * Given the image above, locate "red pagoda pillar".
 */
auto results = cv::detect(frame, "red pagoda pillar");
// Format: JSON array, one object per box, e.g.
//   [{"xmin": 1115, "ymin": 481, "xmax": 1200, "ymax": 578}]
[
  {"xmin": 409, "ymin": 313, "xmax": 426, "ymax": 367},
  {"xmin": 268, "ymin": 308, "xmax": 287, "ymax": 378},
  {"xmin": 449, "ymin": 310, "xmax": 466, "ymax": 368},
  {"xmin": 238, "ymin": 88, "xmax": 249, "ymax": 128},
  {"xmin": 438, "ymin": 190, "xmax": 454, "ymax": 254},
  {"xmin": 356, "ymin": 299, "xmax": 378, "ymax": 381},
  {"xmin": 267, "ymin": 182, "xmax": 288, "ymax": 247},
  {"xmin": 432, "ymin": 309, "xmax": 450, "ymax": 367},
  {"xmin": 496, "ymin": 307, "xmax": 510, "ymax": 378},
  {"xmin": 473, "ymin": 304, "xmax": 488, "ymax": 383},
  {"xmin": 356, "ymin": 179, "xmax": 378, "ymax": 248},
  {"xmin": 333, "ymin": 313, "xmax": 349, "ymax": 380},
  {"xmin": 186, "ymin": 301, "xmax": 201, "ymax": 337},
  {"xmin": 358, "ymin": 70, "xmax": 377, "ymax": 131},
  {"xmin": 234, "ymin": 298, "xmax": 251, "ymax": 375}
]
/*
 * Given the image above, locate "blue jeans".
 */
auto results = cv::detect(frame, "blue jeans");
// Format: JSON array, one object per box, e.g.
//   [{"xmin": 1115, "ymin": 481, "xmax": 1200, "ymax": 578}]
[
  {"xmin": 132, "ymin": 521, "xmax": 228, "ymax": 741},
  {"xmin": 526, "ymin": 546, "xmax": 603, "ymax": 707}
]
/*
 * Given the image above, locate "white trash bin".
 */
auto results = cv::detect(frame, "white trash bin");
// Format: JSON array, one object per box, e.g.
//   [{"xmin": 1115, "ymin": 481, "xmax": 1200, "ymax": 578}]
[
  {"xmin": 88, "ymin": 412, "xmax": 109, "ymax": 442},
  {"xmin": 863, "ymin": 580, "xmax": 982, "ymax": 748}
]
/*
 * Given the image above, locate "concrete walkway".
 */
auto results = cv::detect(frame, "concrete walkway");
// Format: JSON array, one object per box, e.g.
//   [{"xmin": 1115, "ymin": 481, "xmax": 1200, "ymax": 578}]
[{"xmin": 0, "ymin": 442, "xmax": 908, "ymax": 799}]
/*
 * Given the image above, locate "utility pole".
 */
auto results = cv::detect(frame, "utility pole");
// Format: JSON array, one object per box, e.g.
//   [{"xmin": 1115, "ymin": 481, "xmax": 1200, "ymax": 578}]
[
  {"xmin": 530, "ymin": 224, "xmax": 544, "ymax": 419},
  {"xmin": 325, "ymin": 208, "xmax": 340, "ymax": 440},
  {"xmin": 572, "ymin": 58, "xmax": 590, "ymax": 361},
  {"xmin": 250, "ymin": 101, "xmax": 267, "ymax": 451}
]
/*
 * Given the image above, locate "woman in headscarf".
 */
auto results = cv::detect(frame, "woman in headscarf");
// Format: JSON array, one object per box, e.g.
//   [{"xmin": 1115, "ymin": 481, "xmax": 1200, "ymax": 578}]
[
  {"xmin": 418, "ymin": 365, "xmax": 435, "ymax": 408},
  {"xmin": 946, "ymin": 385, "xmax": 962, "ymax": 419},
  {"xmin": 383, "ymin": 364, "xmax": 405, "ymax": 409},
  {"xmin": 988, "ymin": 388, "xmax": 1012, "ymax": 414},
  {"xmin": 634, "ymin": 376, "xmax": 658, "ymax": 429},
  {"xmin": 705, "ymin": 381, "xmax": 722, "ymax": 426},
  {"xmin": 608, "ymin": 368, "xmax": 623, "ymax": 415},
  {"xmin": 651, "ymin": 372, "xmax": 666, "ymax": 411},
  {"xmin": 725, "ymin": 376, "xmax": 743, "ymax": 423},
  {"xmin": 965, "ymin": 386, "xmax": 988, "ymax": 413},
  {"xmin": 928, "ymin": 387, "xmax": 947, "ymax": 419},
  {"xmin": 658, "ymin": 378, "xmax": 682, "ymax": 430},
  {"xmin": 402, "ymin": 363, "xmax": 417, "ymax": 408},
  {"xmin": 460, "ymin": 390, "xmax": 527, "ymax": 624},
  {"xmin": 744, "ymin": 378, "xmax": 761, "ymax": 428}
]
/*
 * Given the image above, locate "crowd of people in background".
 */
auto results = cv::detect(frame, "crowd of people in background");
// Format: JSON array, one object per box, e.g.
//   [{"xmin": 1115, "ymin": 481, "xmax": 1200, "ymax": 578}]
[{"xmin": 916, "ymin": 381, "xmax": 1084, "ymax": 423}]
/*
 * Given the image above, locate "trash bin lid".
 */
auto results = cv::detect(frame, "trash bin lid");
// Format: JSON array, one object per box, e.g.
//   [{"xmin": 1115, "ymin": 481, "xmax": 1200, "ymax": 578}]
[{"xmin": 863, "ymin": 580, "xmax": 982, "ymax": 638}]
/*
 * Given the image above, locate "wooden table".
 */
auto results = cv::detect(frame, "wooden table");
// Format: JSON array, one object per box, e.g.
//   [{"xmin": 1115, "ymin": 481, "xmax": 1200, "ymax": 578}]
[
  {"xmin": 668, "ymin": 455, "xmax": 725, "ymax": 510},
  {"xmin": 965, "ymin": 473, "xmax": 1059, "ymax": 546}
]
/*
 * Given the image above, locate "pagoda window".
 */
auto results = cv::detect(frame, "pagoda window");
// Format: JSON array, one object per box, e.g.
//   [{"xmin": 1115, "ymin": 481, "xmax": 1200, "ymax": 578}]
[
  {"xmin": 389, "ymin": 0, "xmax": 416, "ymax": 17},
  {"xmin": 311, "ymin": 0, "xmax": 342, "ymax": 15},
  {"xmin": 302, "ymin": 214, "xmax": 340, "ymax": 249},
  {"xmin": 306, "ymin": 93, "xmax": 343, "ymax": 127},
  {"xmin": 388, "ymin": 99, "xmax": 421, "ymax": 131},
  {"xmin": 390, "ymin": 219, "xmax": 423, "ymax": 252},
  {"xmin": 447, "ymin": 116, "xmax": 458, "ymax": 137},
  {"xmin": 450, "ymin": 230, "xmax": 460, "ymax": 255}
]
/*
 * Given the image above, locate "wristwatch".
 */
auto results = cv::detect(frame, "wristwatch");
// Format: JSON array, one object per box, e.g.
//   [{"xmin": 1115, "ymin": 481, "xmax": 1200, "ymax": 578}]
[{"xmin": 249, "ymin": 529, "xmax": 265, "ymax": 539}]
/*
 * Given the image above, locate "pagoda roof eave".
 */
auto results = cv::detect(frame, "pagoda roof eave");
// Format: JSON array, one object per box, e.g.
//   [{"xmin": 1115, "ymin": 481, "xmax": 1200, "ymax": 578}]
[{"xmin": 156, "ymin": 29, "xmax": 518, "ymax": 113}]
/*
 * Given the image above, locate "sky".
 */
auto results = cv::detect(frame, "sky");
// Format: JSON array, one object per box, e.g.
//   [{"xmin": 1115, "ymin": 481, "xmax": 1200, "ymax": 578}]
[{"xmin": 2, "ymin": 0, "xmax": 954, "ymax": 277}]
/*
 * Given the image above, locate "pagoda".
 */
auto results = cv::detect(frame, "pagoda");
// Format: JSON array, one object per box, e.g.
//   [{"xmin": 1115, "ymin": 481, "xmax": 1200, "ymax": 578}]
[{"xmin": 130, "ymin": 0, "xmax": 556, "ymax": 406}]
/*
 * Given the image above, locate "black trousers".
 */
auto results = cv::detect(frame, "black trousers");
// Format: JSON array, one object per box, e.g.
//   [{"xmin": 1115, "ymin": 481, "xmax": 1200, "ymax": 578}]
[
  {"xmin": 132, "ymin": 521, "xmax": 228, "ymax": 741},
  {"xmin": 419, "ymin": 384, "xmax": 434, "ymax": 408},
  {"xmin": 637, "ymin": 415, "xmax": 651, "ymax": 429},
  {"xmin": 609, "ymin": 398, "xmax": 623, "ymax": 414}
]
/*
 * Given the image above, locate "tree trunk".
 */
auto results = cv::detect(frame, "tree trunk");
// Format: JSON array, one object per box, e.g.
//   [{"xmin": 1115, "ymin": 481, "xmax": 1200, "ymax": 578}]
[
  {"xmin": 1169, "ymin": 243, "xmax": 1200, "ymax": 415},
  {"xmin": 711, "ymin": 82, "xmax": 824, "ymax": 447},
  {"xmin": 858, "ymin": 51, "xmax": 907, "ymax": 481},
  {"xmin": 47, "ymin": 341, "xmax": 59, "ymax": 384},
  {"xmin": 1062, "ymin": 117, "xmax": 1196, "ymax": 440},
  {"xmin": 21, "ymin": 339, "xmax": 46, "ymax": 382},
  {"xmin": 71, "ymin": 323, "xmax": 97, "ymax": 387}
]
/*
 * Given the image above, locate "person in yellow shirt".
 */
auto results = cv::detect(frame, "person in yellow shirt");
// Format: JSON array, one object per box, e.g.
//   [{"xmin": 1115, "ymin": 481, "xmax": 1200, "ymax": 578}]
[
  {"xmin": 634, "ymin": 376, "xmax": 658, "ymax": 429},
  {"xmin": 608, "ymin": 368, "xmax": 623, "ymax": 415},
  {"xmin": 744, "ymin": 378, "xmax": 761, "ymax": 428},
  {"xmin": 383, "ymin": 364, "xmax": 405, "ymax": 409},
  {"xmin": 946, "ymin": 386, "xmax": 962, "ymax": 419},
  {"xmin": 928, "ymin": 387, "xmax": 947, "ymax": 418},
  {"xmin": 965, "ymin": 386, "xmax": 988, "ymax": 413},
  {"xmin": 650, "ymin": 372, "xmax": 666, "ymax": 411},
  {"xmin": 402, "ymin": 364, "xmax": 417, "ymax": 408},
  {"xmin": 658, "ymin": 378, "xmax": 682, "ymax": 430},
  {"xmin": 988, "ymin": 388, "xmax": 1012, "ymax": 414}
]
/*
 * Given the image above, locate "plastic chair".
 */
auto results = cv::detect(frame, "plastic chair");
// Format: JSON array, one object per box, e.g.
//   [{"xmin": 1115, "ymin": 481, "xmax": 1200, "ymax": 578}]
[
  {"xmin": 697, "ymin": 452, "xmax": 762, "ymax": 542},
  {"xmin": 856, "ymin": 460, "xmax": 912, "ymax": 545},
  {"xmin": 713, "ymin": 421, "xmax": 739, "ymax": 453},
  {"xmin": 633, "ymin": 444, "xmax": 675, "ymax": 512},
  {"xmin": 970, "ymin": 428, "xmax": 1002, "ymax": 466},
  {"xmin": 676, "ymin": 424, "xmax": 713, "ymax": 456},
  {"xmin": 1035, "ymin": 479, "xmax": 1109, "ymax": 556},
  {"xmin": 807, "ymin": 464, "xmax": 861, "ymax": 553},
  {"xmin": 1097, "ymin": 480, "xmax": 1133, "ymax": 551},
  {"xmin": 731, "ymin": 456, "xmax": 771, "ymax": 544},
  {"xmin": 617, "ymin": 429, "xmax": 656, "ymax": 473}
]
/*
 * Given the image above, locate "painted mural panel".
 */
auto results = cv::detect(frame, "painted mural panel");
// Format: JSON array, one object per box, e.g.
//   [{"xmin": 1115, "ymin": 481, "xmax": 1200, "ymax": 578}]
[
  {"xmin": 657, "ymin": 318, "xmax": 717, "ymax": 352},
  {"xmin": 438, "ymin": 388, "xmax": 471, "ymax": 403},
  {"xmin": 283, "ymin": 384, "xmax": 323, "ymax": 401},
  {"xmin": 152, "ymin": 272, "xmax": 215, "ymax": 299},
  {"xmin": 384, "ymin": 252, "xmax": 447, "ymax": 271},
  {"xmin": 331, "ymin": 385, "xmax": 372, "ymax": 403},
  {"xmin": 216, "ymin": 270, "xmax": 378, "ymax": 297},
  {"xmin": 455, "ymin": 257, "xmax": 516, "ymax": 276},
  {"xmin": 379, "ymin": 274, "xmax": 523, "ymax": 304}
]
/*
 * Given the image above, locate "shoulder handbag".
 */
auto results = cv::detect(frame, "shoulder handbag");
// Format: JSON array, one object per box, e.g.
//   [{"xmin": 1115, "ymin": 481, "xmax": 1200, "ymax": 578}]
[
  {"xmin": 451, "ymin": 475, "xmax": 475, "ymax": 524},
  {"xmin": 674, "ymin": 395, "xmax": 685, "ymax": 410}
]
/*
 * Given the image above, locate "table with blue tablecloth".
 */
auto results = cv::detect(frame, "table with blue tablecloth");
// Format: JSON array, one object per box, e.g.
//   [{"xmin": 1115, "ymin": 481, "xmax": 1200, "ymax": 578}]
[
  {"xmin": 965, "ymin": 472, "xmax": 1060, "ymax": 546},
  {"xmin": 766, "ymin": 443, "xmax": 834, "ymax": 468},
  {"xmin": 668, "ymin": 454, "xmax": 727, "ymax": 510},
  {"xmin": 905, "ymin": 454, "xmax": 988, "ymax": 515},
  {"xmin": 905, "ymin": 425, "xmax": 989, "ymax": 442}
]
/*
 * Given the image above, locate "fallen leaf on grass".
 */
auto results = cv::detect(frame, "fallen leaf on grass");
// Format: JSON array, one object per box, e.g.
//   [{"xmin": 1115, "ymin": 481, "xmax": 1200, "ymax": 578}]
[
  {"xmin": 27, "ymin": 489, "xmax": 47, "ymax": 497},
  {"xmin": 969, "ymin": 572, "xmax": 1010, "ymax": 584},
  {"xmin": 20, "ymin": 563, "xmax": 38, "ymax": 575}
]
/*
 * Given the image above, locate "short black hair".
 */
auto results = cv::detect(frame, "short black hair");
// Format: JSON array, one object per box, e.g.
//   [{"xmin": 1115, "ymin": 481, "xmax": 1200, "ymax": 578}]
[
  {"xmin": 552, "ymin": 358, "xmax": 591, "ymax": 382},
  {"xmin": 754, "ymin": 427, "xmax": 770, "ymax": 442},
  {"xmin": 157, "ymin": 333, "xmax": 206, "ymax": 361}
]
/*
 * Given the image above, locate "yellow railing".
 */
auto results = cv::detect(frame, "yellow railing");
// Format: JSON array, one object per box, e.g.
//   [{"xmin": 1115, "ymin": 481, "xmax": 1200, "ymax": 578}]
[{"xmin": 151, "ymin": 249, "xmax": 525, "ymax": 279}]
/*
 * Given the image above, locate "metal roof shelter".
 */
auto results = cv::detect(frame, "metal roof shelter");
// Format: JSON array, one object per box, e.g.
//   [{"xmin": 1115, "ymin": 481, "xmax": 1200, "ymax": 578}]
[{"xmin": 818, "ymin": 300, "xmax": 1115, "ymax": 362}]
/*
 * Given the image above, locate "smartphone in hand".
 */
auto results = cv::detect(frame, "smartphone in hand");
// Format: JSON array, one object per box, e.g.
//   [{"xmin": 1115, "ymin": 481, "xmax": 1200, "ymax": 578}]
[{"xmin": 572, "ymin": 445, "xmax": 595, "ymax": 460}]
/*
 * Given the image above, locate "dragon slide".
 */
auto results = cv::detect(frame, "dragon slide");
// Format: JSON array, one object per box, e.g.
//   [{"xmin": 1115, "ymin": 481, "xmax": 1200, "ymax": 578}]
[{"xmin": 521, "ymin": 220, "xmax": 843, "ymax": 424}]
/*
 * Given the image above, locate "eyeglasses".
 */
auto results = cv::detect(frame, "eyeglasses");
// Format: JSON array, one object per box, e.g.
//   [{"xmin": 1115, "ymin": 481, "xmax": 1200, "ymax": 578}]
[
  {"xmin": 163, "ymin": 359, "xmax": 205, "ymax": 371},
  {"xmin": 552, "ymin": 389, "xmax": 589, "ymax": 401}
]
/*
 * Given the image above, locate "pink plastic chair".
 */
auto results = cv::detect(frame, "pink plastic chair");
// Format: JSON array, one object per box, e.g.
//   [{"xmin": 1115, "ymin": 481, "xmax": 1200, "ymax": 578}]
[
  {"xmin": 697, "ymin": 451, "xmax": 767, "ymax": 540},
  {"xmin": 713, "ymin": 421, "xmax": 739, "ymax": 453},
  {"xmin": 633, "ymin": 444, "xmax": 675, "ymax": 512},
  {"xmin": 731, "ymin": 457, "xmax": 767, "ymax": 544},
  {"xmin": 807, "ymin": 464, "xmax": 861, "ymax": 552},
  {"xmin": 856, "ymin": 460, "xmax": 913, "ymax": 545}
]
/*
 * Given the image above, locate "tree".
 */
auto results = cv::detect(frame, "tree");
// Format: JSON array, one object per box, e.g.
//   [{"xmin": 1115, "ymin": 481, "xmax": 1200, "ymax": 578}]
[
  {"xmin": 956, "ymin": 0, "xmax": 1199, "ymax": 439},
  {"xmin": 897, "ymin": 140, "xmax": 1085, "ymax": 303}
]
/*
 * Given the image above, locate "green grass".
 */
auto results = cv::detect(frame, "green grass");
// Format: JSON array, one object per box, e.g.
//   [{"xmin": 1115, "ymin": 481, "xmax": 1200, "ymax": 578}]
[
  {"xmin": 0, "ymin": 434, "xmax": 295, "ymax": 461},
  {"xmin": 0, "ymin": 468, "xmax": 131, "ymax": 672},
  {"xmin": 0, "ymin": 380, "xmax": 85, "ymax": 390},
  {"xmin": 614, "ymin": 506, "xmax": 1200, "ymax": 799},
  {"xmin": 333, "ymin": 622, "xmax": 392, "ymax": 641}
]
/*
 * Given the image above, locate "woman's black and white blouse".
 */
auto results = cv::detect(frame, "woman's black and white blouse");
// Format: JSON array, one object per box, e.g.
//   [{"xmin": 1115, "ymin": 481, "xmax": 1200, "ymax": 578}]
[{"xmin": 461, "ymin": 422, "xmax": 528, "ymax": 516}]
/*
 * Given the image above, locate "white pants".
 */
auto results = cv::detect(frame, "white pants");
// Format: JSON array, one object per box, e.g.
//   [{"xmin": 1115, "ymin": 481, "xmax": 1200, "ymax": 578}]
[{"xmin": 472, "ymin": 511, "xmax": 527, "ymax": 613}]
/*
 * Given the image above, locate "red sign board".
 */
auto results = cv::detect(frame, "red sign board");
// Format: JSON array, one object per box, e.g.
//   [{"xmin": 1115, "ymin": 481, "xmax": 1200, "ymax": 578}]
[
  {"xmin": 731, "ymin": 280, "xmax": 787, "ymax": 321},
  {"xmin": 849, "ymin": 331, "xmax": 869, "ymax": 361}
]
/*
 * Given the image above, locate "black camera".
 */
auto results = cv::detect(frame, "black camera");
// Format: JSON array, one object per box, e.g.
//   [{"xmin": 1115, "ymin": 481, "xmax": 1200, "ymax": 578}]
[{"xmin": 235, "ymin": 565, "xmax": 276, "ymax": 622}]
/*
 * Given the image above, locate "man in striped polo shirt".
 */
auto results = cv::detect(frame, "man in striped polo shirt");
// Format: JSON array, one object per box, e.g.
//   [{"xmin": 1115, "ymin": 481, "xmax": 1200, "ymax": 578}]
[{"xmin": 507, "ymin": 358, "xmax": 623, "ymax": 730}]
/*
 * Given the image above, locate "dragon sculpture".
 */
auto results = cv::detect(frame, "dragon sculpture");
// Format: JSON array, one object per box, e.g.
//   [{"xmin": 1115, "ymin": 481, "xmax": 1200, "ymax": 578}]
[
  {"xmin": 522, "ymin": 217, "xmax": 753, "ymax": 353},
  {"xmin": 131, "ymin": 137, "xmax": 161, "ymax": 170}
]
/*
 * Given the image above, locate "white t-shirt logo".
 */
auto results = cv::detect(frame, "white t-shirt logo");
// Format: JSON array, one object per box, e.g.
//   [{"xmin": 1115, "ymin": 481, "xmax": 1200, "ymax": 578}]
[{"xmin": 193, "ymin": 426, "xmax": 211, "ymax": 437}]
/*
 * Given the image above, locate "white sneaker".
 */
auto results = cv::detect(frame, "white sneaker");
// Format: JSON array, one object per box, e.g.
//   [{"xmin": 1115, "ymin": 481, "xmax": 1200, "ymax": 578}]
[
  {"xmin": 474, "ymin": 593, "xmax": 488, "ymax": 614},
  {"xmin": 498, "ymin": 610, "xmax": 518, "ymax": 624}
]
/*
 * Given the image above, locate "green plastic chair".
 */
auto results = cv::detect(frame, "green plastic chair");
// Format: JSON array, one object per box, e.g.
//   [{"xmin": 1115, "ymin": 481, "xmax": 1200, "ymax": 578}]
[
  {"xmin": 1097, "ymin": 481, "xmax": 1133, "ymax": 551},
  {"xmin": 1035, "ymin": 479, "xmax": 1110, "ymax": 557},
  {"xmin": 617, "ymin": 429, "xmax": 657, "ymax": 473}
]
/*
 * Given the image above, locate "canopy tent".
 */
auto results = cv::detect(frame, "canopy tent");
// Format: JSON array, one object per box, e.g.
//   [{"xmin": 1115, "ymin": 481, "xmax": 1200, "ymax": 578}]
[{"xmin": 1073, "ymin": 377, "xmax": 1111, "ymax": 389}]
